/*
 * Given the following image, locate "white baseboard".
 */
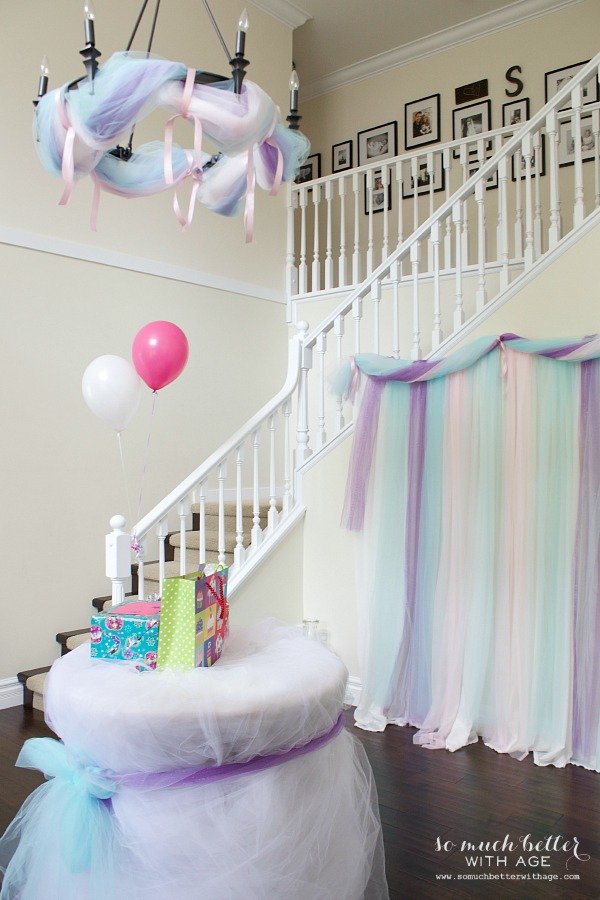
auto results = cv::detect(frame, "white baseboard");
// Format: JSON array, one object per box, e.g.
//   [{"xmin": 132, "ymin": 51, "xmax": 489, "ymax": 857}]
[
  {"xmin": 0, "ymin": 677, "xmax": 23, "ymax": 709},
  {"xmin": 345, "ymin": 675, "xmax": 362, "ymax": 708}
]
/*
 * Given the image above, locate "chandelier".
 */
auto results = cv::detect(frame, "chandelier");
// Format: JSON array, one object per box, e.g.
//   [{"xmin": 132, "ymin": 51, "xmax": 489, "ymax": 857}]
[{"xmin": 32, "ymin": 1, "xmax": 308, "ymax": 240}]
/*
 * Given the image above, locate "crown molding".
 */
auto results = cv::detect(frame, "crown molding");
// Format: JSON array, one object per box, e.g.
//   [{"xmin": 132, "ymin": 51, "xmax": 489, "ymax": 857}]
[
  {"xmin": 250, "ymin": 0, "xmax": 311, "ymax": 29},
  {"xmin": 302, "ymin": 0, "xmax": 585, "ymax": 100}
]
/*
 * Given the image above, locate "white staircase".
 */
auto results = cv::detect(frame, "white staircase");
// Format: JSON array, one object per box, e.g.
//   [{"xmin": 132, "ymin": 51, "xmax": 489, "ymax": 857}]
[{"xmin": 23, "ymin": 52, "xmax": 600, "ymax": 710}]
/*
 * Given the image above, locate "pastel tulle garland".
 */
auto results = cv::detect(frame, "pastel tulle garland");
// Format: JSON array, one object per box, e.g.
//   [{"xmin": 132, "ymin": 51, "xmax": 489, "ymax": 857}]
[
  {"xmin": 336, "ymin": 333, "xmax": 600, "ymax": 770},
  {"xmin": 33, "ymin": 51, "xmax": 310, "ymax": 237}
]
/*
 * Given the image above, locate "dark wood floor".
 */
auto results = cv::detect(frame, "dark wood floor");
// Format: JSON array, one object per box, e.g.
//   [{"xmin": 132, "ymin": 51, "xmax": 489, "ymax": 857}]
[{"xmin": 1, "ymin": 705, "xmax": 599, "ymax": 898}]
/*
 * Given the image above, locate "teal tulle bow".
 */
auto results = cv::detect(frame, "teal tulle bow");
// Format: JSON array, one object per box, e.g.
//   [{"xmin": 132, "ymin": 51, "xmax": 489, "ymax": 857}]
[{"xmin": 16, "ymin": 737, "xmax": 116, "ymax": 873}]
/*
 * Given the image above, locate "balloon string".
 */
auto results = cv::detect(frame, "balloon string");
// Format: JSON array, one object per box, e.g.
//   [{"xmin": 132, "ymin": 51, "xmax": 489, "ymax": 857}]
[
  {"xmin": 116, "ymin": 431, "xmax": 134, "ymax": 526},
  {"xmin": 136, "ymin": 391, "xmax": 158, "ymax": 523}
]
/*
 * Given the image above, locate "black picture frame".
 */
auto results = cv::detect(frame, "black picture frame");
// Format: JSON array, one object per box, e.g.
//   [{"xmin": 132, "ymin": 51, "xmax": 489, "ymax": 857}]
[
  {"xmin": 364, "ymin": 169, "xmax": 392, "ymax": 214},
  {"xmin": 545, "ymin": 61, "xmax": 600, "ymax": 111},
  {"xmin": 558, "ymin": 115, "xmax": 597, "ymax": 167},
  {"xmin": 295, "ymin": 153, "xmax": 321, "ymax": 184},
  {"xmin": 332, "ymin": 140, "xmax": 353, "ymax": 173},
  {"xmin": 357, "ymin": 121, "xmax": 398, "ymax": 166},
  {"xmin": 404, "ymin": 94, "xmax": 441, "ymax": 150},
  {"xmin": 502, "ymin": 97, "xmax": 530, "ymax": 128},
  {"xmin": 401, "ymin": 154, "xmax": 445, "ymax": 199},
  {"xmin": 511, "ymin": 134, "xmax": 546, "ymax": 180},
  {"xmin": 452, "ymin": 99, "xmax": 492, "ymax": 157}
]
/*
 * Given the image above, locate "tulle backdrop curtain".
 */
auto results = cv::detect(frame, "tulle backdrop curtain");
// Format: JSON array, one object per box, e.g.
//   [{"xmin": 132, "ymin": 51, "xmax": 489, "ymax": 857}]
[{"xmin": 336, "ymin": 334, "xmax": 600, "ymax": 770}]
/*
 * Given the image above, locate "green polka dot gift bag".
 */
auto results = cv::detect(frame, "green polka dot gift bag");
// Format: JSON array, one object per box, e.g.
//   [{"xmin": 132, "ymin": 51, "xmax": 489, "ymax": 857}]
[{"xmin": 157, "ymin": 565, "xmax": 229, "ymax": 670}]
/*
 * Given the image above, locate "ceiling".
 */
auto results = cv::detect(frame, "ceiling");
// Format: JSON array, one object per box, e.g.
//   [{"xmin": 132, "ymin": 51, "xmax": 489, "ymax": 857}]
[{"xmin": 280, "ymin": 0, "xmax": 580, "ymax": 98}]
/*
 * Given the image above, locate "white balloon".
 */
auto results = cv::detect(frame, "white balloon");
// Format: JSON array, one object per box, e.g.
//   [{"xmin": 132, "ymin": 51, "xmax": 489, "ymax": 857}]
[{"xmin": 82, "ymin": 355, "xmax": 142, "ymax": 432}]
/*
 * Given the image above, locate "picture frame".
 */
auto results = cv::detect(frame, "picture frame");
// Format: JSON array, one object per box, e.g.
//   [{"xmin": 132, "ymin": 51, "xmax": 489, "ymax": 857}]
[
  {"xmin": 545, "ymin": 61, "xmax": 600, "ymax": 111},
  {"xmin": 502, "ymin": 97, "xmax": 530, "ymax": 128},
  {"xmin": 364, "ymin": 169, "xmax": 392, "ymax": 214},
  {"xmin": 468, "ymin": 161, "xmax": 498, "ymax": 190},
  {"xmin": 558, "ymin": 115, "xmax": 597, "ymax": 167},
  {"xmin": 332, "ymin": 140, "xmax": 353, "ymax": 173},
  {"xmin": 401, "ymin": 154, "xmax": 445, "ymax": 199},
  {"xmin": 452, "ymin": 100, "xmax": 491, "ymax": 157},
  {"xmin": 511, "ymin": 134, "xmax": 546, "ymax": 180},
  {"xmin": 358, "ymin": 121, "xmax": 398, "ymax": 166},
  {"xmin": 295, "ymin": 153, "xmax": 321, "ymax": 184},
  {"xmin": 404, "ymin": 94, "xmax": 441, "ymax": 150}
]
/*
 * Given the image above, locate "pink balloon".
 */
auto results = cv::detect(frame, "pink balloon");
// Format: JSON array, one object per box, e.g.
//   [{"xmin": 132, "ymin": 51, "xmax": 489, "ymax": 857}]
[{"xmin": 132, "ymin": 321, "xmax": 189, "ymax": 391}]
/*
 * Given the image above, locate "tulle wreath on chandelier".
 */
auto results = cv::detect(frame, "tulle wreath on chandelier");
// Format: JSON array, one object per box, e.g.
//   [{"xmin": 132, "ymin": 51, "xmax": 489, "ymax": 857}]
[{"xmin": 33, "ymin": 51, "xmax": 310, "ymax": 239}]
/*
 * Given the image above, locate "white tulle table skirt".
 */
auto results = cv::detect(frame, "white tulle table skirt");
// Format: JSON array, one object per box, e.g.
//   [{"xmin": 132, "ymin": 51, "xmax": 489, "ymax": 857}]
[{"xmin": 0, "ymin": 619, "xmax": 388, "ymax": 900}]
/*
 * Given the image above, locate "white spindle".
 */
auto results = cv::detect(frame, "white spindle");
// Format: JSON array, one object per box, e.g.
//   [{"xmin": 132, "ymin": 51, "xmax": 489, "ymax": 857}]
[
  {"xmin": 295, "ymin": 322, "xmax": 312, "ymax": 466},
  {"xmin": 316, "ymin": 332, "xmax": 327, "ymax": 447},
  {"xmin": 286, "ymin": 186, "xmax": 298, "ymax": 305},
  {"xmin": 395, "ymin": 160, "xmax": 404, "ymax": 273},
  {"xmin": 234, "ymin": 445, "xmax": 245, "ymax": 568},
  {"xmin": 299, "ymin": 188, "xmax": 308, "ymax": 294},
  {"xmin": 572, "ymin": 84, "xmax": 585, "ymax": 226},
  {"xmin": 371, "ymin": 278, "xmax": 381, "ymax": 355},
  {"xmin": 522, "ymin": 133, "xmax": 535, "ymax": 269},
  {"xmin": 198, "ymin": 481, "xmax": 206, "ymax": 565},
  {"xmin": 431, "ymin": 220, "xmax": 442, "ymax": 350},
  {"xmin": 514, "ymin": 148, "xmax": 523, "ymax": 259},
  {"xmin": 426, "ymin": 152, "xmax": 435, "ymax": 270},
  {"xmin": 443, "ymin": 148, "xmax": 452, "ymax": 269},
  {"xmin": 334, "ymin": 315, "xmax": 345, "ymax": 430},
  {"xmin": 282, "ymin": 399, "xmax": 292, "ymax": 514},
  {"xmin": 546, "ymin": 110, "xmax": 561, "ymax": 248},
  {"xmin": 268, "ymin": 414, "xmax": 279, "ymax": 530},
  {"xmin": 178, "ymin": 496, "xmax": 189, "ymax": 575},
  {"xmin": 311, "ymin": 184, "xmax": 321, "ymax": 292},
  {"xmin": 452, "ymin": 201, "xmax": 464, "ymax": 330},
  {"xmin": 366, "ymin": 169, "xmax": 374, "ymax": 276},
  {"xmin": 459, "ymin": 144, "xmax": 469, "ymax": 264},
  {"xmin": 352, "ymin": 172, "xmax": 361, "ymax": 284},
  {"xmin": 325, "ymin": 180, "xmax": 333, "ymax": 290},
  {"xmin": 411, "ymin": 157, "xmax": 419, "ymax": 233},
  {"xmin": 410, "ymin": 242, "xmax": 421, "ymax": 360},
  {"xmin": 475, "ymin": 178, "xmax": 487, "ymax": 312},
  {"xmin": 498, "ymin": 156, "xmax": 510, "ymax": 290},
  {"xmin": 352, "ymin": 296, "xmax": 362, "ymax": 354},
  {"xmin": 338, "ymin": 177, "xmax": 347, "ymax": 286},
  {"xmin": 381, "ymin": 164, "xmax": 390, "ymax": 264},
  {"xmin": 390, "ymin": 260, "xmax": 400, "ymax": 359},
  {"xmin": 218, "ymin": 460, "xmax": 227, "ymax": 566},
  {"xmin": 157, "ymin": 515, "xmax": 168, "ymax": 591},
  {"xmin": 533, "ymin": 130, "xmax": 543, "ymax": 258}
]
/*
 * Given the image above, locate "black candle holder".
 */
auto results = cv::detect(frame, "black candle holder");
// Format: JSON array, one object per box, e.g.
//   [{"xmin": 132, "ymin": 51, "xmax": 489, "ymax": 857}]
[
  {"xmin": 286, "ymin": 112, "xmax": 302, "ymax": 131},
  {"xmin": 230, "ymin": 54, "xmax": 248, "ymax": 95},
  {"xmin": 80, "ymin": 43, "xmax": 101, "ymax": 85}
]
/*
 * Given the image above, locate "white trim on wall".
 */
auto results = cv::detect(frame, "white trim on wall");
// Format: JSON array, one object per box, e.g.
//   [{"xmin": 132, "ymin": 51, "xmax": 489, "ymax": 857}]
[
  {"xmin": 345, "ymin": 675, "xmax": 362, "ymax": 708},
  {"xmin": 0, "ymin": 677, "xmax": 23, "ymax": 710},
  {"xmin": 0, "ymin": 226, "xmax": 285, "ymax": 304},
  {"xmin": 302, "ymin": 0, "xmax": 585, "ymax": 100}
]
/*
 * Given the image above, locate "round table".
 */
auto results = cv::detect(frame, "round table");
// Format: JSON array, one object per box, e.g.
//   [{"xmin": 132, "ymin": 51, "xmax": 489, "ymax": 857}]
[{"xmin": 0, "ymin": 619, "xmax": 388, "ymax": 899}]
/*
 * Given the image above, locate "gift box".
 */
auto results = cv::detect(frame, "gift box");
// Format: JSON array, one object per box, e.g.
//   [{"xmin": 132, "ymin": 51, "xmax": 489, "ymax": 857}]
[
  {"xmin": 90, "ymin": 599, "xmax": 161, "ymax": 669},
  {"xmin": 157, "ymin": 566, "xmax": 229, "ymax": 671}
]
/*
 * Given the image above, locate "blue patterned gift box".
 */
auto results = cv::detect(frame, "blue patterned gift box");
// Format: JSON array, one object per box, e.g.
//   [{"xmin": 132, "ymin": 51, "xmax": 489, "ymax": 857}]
[{"xmin": 90, "ymin": 599, "xmax": 161, "ymax": 668}]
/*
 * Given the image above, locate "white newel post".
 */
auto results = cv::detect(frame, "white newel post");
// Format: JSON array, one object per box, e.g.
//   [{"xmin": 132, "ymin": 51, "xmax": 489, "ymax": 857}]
[{"xmin": 106, "ymin": 515, "xmax": 131, "ymax": 606}]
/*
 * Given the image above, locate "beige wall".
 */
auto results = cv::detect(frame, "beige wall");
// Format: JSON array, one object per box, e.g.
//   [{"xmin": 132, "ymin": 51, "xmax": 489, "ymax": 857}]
[
  {"xmin": 0, "ymin": 1, "xmax": 296, "ymax": 680},
  {"xmin": 300, "ymin": 1, "xmax": 599, "ymax": 181}
]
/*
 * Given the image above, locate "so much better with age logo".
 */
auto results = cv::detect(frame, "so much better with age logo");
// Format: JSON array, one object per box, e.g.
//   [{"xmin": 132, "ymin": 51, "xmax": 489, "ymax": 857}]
[{"xmin": 434, "ymin": 832, "xmax": 591, "ymax": 885}]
